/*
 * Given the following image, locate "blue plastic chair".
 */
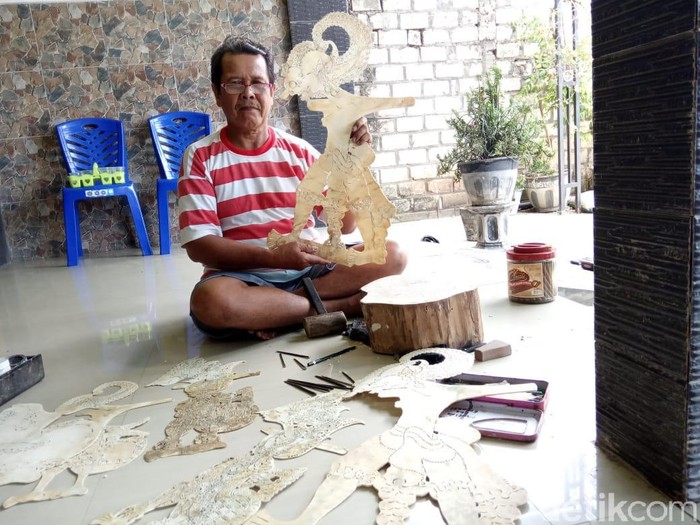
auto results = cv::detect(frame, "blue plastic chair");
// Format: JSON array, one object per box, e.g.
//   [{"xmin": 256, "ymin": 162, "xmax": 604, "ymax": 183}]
[
  {"xmin": 148, "ymin": 111, "xmax": 212, "ymax": 254},
  {"xmin": 56, "ymin": 118, "xmax": 153, "ymax": 267}
]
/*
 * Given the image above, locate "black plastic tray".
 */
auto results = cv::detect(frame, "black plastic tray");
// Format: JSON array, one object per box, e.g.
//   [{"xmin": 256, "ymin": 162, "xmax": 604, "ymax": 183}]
[
  {"xmin": 441, "ymin": 400, "xmax": 544, "ymax": 442},
  {"xmin": 439, "ymin": 372, "xmax": 549, "ymax": 442},
  {"xmin": 0, "ymin": 354, "xmax": 44, "ymax": 407}
]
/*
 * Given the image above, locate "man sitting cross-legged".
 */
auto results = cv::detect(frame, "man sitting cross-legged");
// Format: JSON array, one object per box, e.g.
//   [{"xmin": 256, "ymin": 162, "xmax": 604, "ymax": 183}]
[{"xmin": 178, "ymin": 36, "xmax": 407, "ymax": 340}]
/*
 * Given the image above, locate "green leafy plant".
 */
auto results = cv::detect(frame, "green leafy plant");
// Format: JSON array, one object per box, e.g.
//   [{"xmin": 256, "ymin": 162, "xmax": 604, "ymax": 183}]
[
  {"xmin": 437, "ymin": 67, "xmax": 538, "ymax": 181},
  {"xmin": 514, "ymin": 11, "xmax": 592, "ymax": 180}
]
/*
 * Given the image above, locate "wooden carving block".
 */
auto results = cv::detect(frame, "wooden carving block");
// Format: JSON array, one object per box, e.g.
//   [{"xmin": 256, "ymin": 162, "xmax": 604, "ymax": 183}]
[{"xmin": 360, "ymin": 274, "xmax": 484, "ymax": 355}]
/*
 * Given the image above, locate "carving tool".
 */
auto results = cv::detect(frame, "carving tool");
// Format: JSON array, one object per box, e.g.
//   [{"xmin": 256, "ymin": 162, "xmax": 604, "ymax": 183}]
[
  {"xmin": 276, "ymin": 350, "xmax": 310, "ymax": 359},
  {"xmin": 315, "ymin": 375, "xmax": 353, "ymax": 390},
  {"xmin": 306, "ymin": 346, "xmax": 357, "ymax": 367},
  {"xmin": 571, "ymin": 257, "xmax": 594, "ymax": 271},
  {"xmin": 462, "ymin": 342, "xmax": 485, "ymax": 353},
  {"xmin": 284, "ymin": 380, "xmax": 317, "ymax": 396},
  {"xmin": 301, "ymin": 277, "xmax": 348, "ymax": 338},
  {"xmin": 285, "ymin": 379, "xmax": 334, "ymax": 392}
]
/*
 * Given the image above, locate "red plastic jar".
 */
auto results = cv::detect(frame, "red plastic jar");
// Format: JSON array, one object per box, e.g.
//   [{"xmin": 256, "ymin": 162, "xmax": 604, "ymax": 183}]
[{"xmin": 506, "ymin": 243, "xmax": 557, "ymax": 303}]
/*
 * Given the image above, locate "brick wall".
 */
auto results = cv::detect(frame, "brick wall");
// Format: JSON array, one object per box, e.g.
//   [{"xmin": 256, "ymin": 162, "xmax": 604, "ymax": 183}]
[
  {"xmin": 352, "ymin": 0, "xmax": 591, "ymax": 221},
  {"xmin": 0, "ymin": 0, "xmax": 590, "ymax": 260}
]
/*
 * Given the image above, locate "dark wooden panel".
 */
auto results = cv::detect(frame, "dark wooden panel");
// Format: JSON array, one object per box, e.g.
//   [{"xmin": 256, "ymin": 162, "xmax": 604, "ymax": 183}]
[
  {"xmin": 594, "ymin": 209, "xmax": 691, "ymax": 375},
  {"xmin": 298, "ymin": 103, "xmax": 326, "ymax": 153},
  {"xmin": 591, "ymin": 0, "xmax": 695, "ymax": 59},
  {"xmin": 595, "ymin": 206, "xmax": 693, "ymax": 498},
  {"xmin": 592, "ymin": 33, "xmax": 695, "ymax": 215},
  {"xmin": 596, "ymin": 340, "xmax": 687, "ymax": 498},
  {"xmin": 287, "ymin": 0, "xmax": 349, "ymax": 27},
  {"xmin": 289, "ymin": 21, "xmax": 351, "ymax": 53},
  {"xmin": 286, "ymin": 0, "xmax": 352, "ymax": 152},
  {"xmin": 687, "ymin": 213, "xmax": 700, "ymax": 499},
  {"xmin": 592, "ymin": 0, "xmax": 700, "ymax": 500}
]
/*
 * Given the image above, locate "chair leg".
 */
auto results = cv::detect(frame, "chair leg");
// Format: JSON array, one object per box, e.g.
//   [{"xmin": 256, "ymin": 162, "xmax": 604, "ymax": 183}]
[
  {"xmin": 124, "ymin": 188, "xmax": 153, "ymax": 257},
  {"xmin": 76, "ymin": 217, "xmax": 83, "ymax": 257},
  {"xmin": 157, "ymin": 184, "xmax": 171, "ymax": 255},
  {"xmin": 62, "ymin": 192, "xmax": 81, "ymax": 267}
]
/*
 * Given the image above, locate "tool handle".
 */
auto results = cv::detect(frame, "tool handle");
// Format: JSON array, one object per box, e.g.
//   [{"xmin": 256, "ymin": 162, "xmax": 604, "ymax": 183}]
[
  {"xmin": 302, "ymin": 277, "xmax": 327, "ymax": 314},
  {"xmin": 307, "ymin": 346, "xmax": 356, "ymax": 367}
]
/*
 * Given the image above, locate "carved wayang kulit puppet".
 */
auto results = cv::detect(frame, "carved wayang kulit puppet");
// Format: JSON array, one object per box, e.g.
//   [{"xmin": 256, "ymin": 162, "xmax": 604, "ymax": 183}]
[
  {"xmin": 248, "ymin": 348, "xmax": 534, "ymax": 525},
  {"xmin": 267, "ymin": 12, "xmax": 415, "ymax": 266}
]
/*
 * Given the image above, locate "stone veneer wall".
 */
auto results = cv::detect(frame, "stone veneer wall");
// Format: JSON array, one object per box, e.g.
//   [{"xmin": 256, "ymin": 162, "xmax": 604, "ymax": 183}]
[
  {"xmin": 0, "ymin": 0, "xmax": 295, "ymax": 260},
  {"xmin": 0, "ymin": 0, "xmax": 590, "ymax": 261}
]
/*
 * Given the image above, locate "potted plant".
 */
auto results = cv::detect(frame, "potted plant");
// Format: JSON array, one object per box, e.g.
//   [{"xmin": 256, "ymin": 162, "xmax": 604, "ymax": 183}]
[
  {"xmin": 515, "ymin": 16, "xmax": 562, "ymax": 212},
  {"xmin": 437, "ymin": 67, "xmax": 538, "ymax": 207},
  {"xmin": 515, "ymin": 14, "xmax": 593, "ymax": 212},
  {"xmin": 521, "ymin": 137, "xmax": 559, "ymax": 212}
]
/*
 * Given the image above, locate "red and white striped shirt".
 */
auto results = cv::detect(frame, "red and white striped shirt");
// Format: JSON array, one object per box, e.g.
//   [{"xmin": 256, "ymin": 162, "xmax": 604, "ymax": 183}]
[{"xmin": 178, "ymin": 126, "xmax": 322, "ymax": 273}]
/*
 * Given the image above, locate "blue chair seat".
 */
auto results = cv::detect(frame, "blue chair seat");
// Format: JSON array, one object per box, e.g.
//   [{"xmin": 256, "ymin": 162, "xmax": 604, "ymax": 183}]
[
  {"xmin": 56, "ymin": 118, "xmax": 153, "ymax": 267},
  {"xmin": 148, "ymin": 111, "xmax": 212, "ymax": 255}
]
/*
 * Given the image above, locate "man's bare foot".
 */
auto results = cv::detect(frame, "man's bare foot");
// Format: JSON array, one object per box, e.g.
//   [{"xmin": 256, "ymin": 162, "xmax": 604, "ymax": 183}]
[{"xmin": 248, "ymin": 329, "xmax": 277, "ymax": 341}]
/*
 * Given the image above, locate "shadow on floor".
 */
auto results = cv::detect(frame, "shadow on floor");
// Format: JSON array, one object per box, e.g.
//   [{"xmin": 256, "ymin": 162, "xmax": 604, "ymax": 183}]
[{"xmin": 558, "ymin": 287, "xmax": 594, "ymax": 307}]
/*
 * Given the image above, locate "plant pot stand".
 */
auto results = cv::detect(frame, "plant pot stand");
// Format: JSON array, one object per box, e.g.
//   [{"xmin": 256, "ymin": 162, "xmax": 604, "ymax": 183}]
[{"xmin": 459, "ymin": 202, "xmax": 511, "ymax": 248}]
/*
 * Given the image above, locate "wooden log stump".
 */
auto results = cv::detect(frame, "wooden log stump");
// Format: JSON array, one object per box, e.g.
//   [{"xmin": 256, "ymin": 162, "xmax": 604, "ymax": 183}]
[{"xmin": 360, "ymin": 274, "xmax": 484, "ymax": 355}]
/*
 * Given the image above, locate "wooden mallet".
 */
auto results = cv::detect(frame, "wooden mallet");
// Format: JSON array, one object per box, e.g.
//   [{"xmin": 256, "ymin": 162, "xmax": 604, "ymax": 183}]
[{"xmin": 301, "ymin": 277, "xmax": 348, "ymax": 338}]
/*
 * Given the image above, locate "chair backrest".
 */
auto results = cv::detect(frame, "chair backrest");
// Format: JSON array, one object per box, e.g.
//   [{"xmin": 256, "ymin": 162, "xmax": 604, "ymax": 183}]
[
  {"xmin": 56, "ymin": 118, "xmax": 129, "ymax": 178},
  {"xmin": 148, "ymin": 112, "xmax": 212, "ymax": 180}
]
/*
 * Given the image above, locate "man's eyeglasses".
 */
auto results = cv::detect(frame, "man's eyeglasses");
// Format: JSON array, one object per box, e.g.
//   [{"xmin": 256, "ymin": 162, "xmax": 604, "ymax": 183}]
[{"xmin": 220, "ymin": 82, "xmax": 272, "ymax": 95}]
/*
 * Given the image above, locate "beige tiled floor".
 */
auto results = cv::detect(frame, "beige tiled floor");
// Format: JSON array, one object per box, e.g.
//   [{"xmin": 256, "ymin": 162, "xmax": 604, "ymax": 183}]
[{"xmin": 0, "ymin": 213, "xmax": 694, "ymax": 524}]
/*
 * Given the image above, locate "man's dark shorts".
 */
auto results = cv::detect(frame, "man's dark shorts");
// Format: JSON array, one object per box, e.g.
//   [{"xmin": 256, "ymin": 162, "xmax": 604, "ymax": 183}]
[{"xmin": 190, "ymin": 263, "xmax": 335, "ymax": 339}]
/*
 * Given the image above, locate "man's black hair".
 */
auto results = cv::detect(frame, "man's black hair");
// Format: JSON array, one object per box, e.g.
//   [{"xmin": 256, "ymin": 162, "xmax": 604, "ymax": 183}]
[{"xmin": 210, "ymin": 37, "xmax": 275, "ymax": 88}]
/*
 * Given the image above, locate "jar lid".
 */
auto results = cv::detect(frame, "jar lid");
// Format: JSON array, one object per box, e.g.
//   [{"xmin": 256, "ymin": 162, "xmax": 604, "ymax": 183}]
[{"xmin": 506, "ymin": 242, "xmax": 556, "ymax": 261}]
